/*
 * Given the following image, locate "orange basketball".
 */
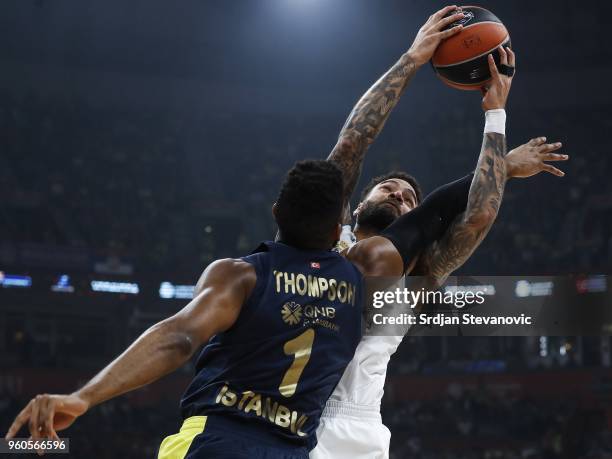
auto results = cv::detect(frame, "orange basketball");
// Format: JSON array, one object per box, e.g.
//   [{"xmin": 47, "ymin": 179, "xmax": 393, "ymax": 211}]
[{"xmin": 432, "ymin": 6, "xmax": 511, "ymax": 90}]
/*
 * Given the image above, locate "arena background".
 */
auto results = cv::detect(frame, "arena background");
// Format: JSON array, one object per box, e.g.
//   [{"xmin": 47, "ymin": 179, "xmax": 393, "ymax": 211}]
[{"xmin": 1, "ymin": 1, "xmax": 611, "ymax": 457}]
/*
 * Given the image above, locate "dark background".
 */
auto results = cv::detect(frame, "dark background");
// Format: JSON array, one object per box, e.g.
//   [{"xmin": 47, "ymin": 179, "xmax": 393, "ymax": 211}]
[{"xmin": 1, "ymin": 1, "xmax": 611, "ymax": 458}]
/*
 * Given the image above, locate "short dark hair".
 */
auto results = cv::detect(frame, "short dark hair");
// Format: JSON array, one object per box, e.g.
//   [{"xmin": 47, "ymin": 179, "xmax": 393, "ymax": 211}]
[
  {"xmin": 360, "ymin": 171, "xmax": 422, "ymax": 204},
  {"xmin": 275, "ymin": 160, "xmax": 344, "ymax": 250}
]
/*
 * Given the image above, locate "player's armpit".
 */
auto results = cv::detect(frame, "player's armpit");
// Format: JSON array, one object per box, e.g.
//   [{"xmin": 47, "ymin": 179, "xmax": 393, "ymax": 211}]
[{"xmin": 345, "ymin": 236, "xmax": 405, "ymax": 277}]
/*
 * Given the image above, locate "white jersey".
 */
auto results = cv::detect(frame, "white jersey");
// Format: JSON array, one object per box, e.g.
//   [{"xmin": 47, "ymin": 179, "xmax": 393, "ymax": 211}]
[{"xmin": 310, "ymin": 227, "xmax": 412, "ymax": 459}]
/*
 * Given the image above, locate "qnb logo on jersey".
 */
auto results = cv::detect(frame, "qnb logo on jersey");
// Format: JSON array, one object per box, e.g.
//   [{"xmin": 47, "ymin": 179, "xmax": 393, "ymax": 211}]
[
  {"xmin": 310, "ymin": 261, "xmax": 320, "ymax": 269},
  {"xmin": 281, "ymin": 302, "xmax": 337, "ymax": 326},
  {"xmin": 273, "ymin": 270, "xmax": 357, "ymax": 306},
  {"xmin": 281, "ymin": 302, "xmax": 303, "ymax": 325},
  {"xmin": 303, "ymin": 305, "xmax": 339, "ymax": 333}
]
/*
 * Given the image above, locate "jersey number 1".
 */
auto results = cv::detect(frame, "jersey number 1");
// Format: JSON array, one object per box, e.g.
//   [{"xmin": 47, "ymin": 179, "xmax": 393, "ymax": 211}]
[{"xmin": 279, "ymin": 328, "xmax": 315, "ymax": 397}]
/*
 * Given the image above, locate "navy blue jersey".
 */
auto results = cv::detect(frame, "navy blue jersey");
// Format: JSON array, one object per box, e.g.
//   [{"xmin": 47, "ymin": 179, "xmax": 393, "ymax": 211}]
[{"xmin": 180, "ymin": 241, "xmax": 363, "ymax": 450}]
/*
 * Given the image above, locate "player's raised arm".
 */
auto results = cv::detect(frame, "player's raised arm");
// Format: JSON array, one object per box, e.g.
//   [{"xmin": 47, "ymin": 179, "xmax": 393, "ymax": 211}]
[
  {"xmin": 327, "ymin": 5, "xmax": 464, "ymax": 221},
  {"xmin": 4, "ymin": 259, "xmax": 254, "ymax": 443},
  {"xmin": 417, "ymin": 135, "xmax": 569, "ymax": 285},
  {"xmin": 347, "ymin": 46, "xmax": 519, "ymax": 279},
  {"xmin": 416, "ymin": 46, "xmax": 521, "ymax": 285}
]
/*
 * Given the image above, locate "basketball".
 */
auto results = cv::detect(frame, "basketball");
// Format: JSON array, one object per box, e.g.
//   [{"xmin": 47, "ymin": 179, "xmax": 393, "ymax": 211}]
[{"xmin": 432, "ymin": 6, "xmax": 511, "ymax": 90}]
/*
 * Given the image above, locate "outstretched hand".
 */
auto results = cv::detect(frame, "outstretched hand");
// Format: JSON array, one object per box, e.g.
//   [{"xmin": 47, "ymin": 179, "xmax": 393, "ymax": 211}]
[
  {"xmin": 407, "ymin": 5, "xmax": 465, "ymax": 67},
  {"xmin": 506, "ymin": 137, "xmax": 569, "ymax": 178}
]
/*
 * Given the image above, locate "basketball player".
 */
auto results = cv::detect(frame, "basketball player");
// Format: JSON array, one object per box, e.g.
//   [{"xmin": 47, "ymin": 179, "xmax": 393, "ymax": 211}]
[
  {"xmin": 5, "ymin": 156, "xmax": 486, "ymax": 458},
  {"xmin": 311, "ymin": 7, "xmax": 567, "ymax": 459}
]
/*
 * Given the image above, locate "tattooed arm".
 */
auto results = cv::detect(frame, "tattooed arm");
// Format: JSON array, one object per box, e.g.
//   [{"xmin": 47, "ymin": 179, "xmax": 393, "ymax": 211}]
[
  {"xmin": 327, "ymin": 51, "xmax": 418, "ymax": 223},
  {"xmin": 417, "ymin": 134, "xmax": 568, "ymax": 285},
  {"xmin": 327, "ymin": 6, "xmax": 465, "ymax": 222},
  {"xmin": 416, "ymin": 47, "xmax": 517, "ymax": 286},
  {"xmin": 419, "ymin": 133, "xmax": 507, "ymax": 285}
]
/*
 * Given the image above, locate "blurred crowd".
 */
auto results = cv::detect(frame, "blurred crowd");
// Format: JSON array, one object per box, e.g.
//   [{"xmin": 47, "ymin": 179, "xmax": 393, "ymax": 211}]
[
  {"xmin": 384, "ymin": 386, "xmax": 612, "ymax": 459},
  {"xmin": 1, "ymin": 91, "xmax": 611, "ymax": 276}
]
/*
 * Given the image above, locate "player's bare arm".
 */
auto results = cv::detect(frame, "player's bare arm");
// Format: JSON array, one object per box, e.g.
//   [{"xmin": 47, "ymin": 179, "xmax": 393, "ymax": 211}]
[
  {"xmin": 4, "ymin": 259, "xmax": 255, "ymax": 443},
  {"xmin": 419, "ymin": 132, "xmax": 507, "ymax": 285},
  {"xmin": 327, "ymin": 5, "xmax": 464, "ymax": 220},
  {"xmin": 416, "ymin": 46, "xmax": 519, "ymax": 285},
  {"xmin": 417, "ymin": 136, "xmax": 569, "ymax": 286}
]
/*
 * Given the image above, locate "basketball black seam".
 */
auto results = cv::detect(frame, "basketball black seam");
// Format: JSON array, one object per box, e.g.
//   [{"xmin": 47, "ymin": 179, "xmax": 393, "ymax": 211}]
[
  {"xmin": 459, "ymin": 21, "xmax": 507, "ymax": 32},
  {"xmin": 434, "ymin": 35, "xmax": 510, "ymax": 68}
]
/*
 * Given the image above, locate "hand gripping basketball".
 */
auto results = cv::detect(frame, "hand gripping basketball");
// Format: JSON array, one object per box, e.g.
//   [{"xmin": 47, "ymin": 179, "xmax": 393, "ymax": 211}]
[
  {"xmin": 407, "ymin": 5, "xmax": 465, "ymax": 67},
  {"xmin": 431, "ymin": 6, "xmax": 511, "ymax": 90},
  {"xmin": 481, "ymin": 45, "xmax": 515, "ymax": 111}
]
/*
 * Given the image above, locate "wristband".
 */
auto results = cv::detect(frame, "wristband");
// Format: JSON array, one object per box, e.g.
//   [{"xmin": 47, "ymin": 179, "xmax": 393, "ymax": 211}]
[{"xmin": 484, "ymin": 109, "xmax": 506, "ymax": 135}]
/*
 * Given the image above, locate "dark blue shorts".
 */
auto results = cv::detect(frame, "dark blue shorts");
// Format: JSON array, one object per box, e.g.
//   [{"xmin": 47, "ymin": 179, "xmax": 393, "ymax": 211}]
[{"xmin": 158, "ymin": 415, "xmax": 309, "ymax": 459}]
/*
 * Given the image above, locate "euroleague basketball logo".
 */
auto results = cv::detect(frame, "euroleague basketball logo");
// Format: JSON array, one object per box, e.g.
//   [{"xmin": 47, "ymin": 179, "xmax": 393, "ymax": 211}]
[
  {"xmin": 450, "ymin": 9, "xmax": 474, "ymax": 28},
  {"xmin": 433, "ymin": 6, "xmax": 508, "ymax": 90},
  {"xmin": 281, "ymin": 302, "xmax": 303, "ymax": 325}
]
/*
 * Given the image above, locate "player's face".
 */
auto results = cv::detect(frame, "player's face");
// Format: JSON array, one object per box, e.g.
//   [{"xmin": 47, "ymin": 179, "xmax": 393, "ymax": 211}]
[
  {"xmin": 354, "ymin": 179, "xmax": 418, "ymax": 232},
  {"xmin": 362, "ymin": 179, "xmax": 418, "ymax": 217}
]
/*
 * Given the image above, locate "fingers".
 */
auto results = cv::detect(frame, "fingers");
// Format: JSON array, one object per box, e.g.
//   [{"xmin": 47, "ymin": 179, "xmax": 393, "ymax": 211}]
[
  {"xmin": 30, "ymin": 395, "xmax": 55, "ymax": 456},
  {"xmin": 498, "ymin": 45, "xmax": 508, "ymax": 66},
  {"xmin": 431, "ymin": 5, "xmax": 459, "ymax": 22},
  {"xmin": 538, "ymin": 141, "xmax": 563, "ymax": 153},
  {"xmin": 29, "ymin": 397, "xmax": 41, "ymax": 440},
  {"xmin": 542, "ymin": 164, "xmax": 565, "ymax": 177},
  {"xmin": 542, "ymin": 153, "xmax": 569, "ymax": 162},
  {"xmin": 434, "ymin": 12, "xmax": 465, "ymax": 31},
  {"xmin": 38, "ymin": 396, "xmax": 55, "ymax": 439},
  {"xmin": 528, "ymin": 137, "xmax": 547, "ymax": 146},
  {"xmin": 5, "ymin": 400, "xmax": 33, "ymax": 439},
  {"xmin": 487, "ymin": 54, "xmax": 500, "ymax": 80},
  {"xmin": 506, "ymin": 46, "xmax": 516, "ymax": 68},
  {"xmin": 435, "ymin": 24, "xmax": 463, "ymax": 40},
  {"xmin": 49, "ymin": 429, "xmax": 61, "ymax": 442}
]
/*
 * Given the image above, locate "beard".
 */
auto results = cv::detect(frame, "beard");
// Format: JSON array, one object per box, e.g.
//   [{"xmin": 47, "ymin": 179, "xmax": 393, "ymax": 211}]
[{"xmin": 356, "ymin": 200, "xmax": 399, "ymax": 233}]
